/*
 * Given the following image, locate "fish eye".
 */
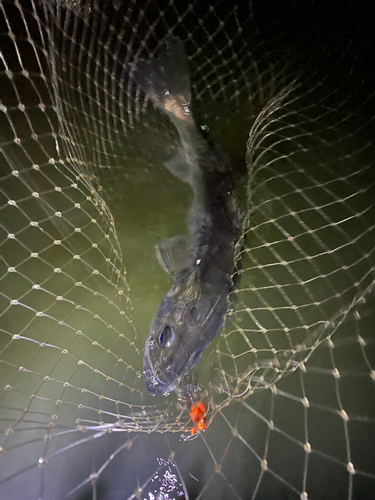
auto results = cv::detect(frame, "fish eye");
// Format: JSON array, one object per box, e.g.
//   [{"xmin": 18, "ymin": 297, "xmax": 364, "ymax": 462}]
[{"xmin": 157, "ymin": 325, "xmax": 175, "ymax": 348}]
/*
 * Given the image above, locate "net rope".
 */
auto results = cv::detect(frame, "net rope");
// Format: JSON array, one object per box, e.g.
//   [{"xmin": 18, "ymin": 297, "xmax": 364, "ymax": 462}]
[{"xmin": 0, "ymin": 0, "xmax": 375, "ymax": 498}]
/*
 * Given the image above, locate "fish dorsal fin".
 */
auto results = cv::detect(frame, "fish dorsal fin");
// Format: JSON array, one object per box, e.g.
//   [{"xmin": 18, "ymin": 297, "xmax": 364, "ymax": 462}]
[{"xmin": 156, "ymin": 235, "xmax": 190, "ymax": 276}]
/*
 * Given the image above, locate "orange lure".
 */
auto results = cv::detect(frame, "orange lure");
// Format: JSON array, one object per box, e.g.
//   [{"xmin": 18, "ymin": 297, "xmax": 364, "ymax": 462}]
[{"xmin": 190, "ymin": 402, "xmax": 207, "ymax": 435}]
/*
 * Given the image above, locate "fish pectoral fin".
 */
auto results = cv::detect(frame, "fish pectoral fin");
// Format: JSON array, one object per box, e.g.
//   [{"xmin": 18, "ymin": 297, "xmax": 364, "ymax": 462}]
[{"xmin": 156, "ymin": 235, "xmax": 190, "ymax": 276}]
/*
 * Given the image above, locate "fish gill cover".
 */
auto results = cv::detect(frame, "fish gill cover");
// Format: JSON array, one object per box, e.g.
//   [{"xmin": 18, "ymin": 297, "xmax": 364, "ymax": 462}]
[{"xmin": 0, "ymin": 0, "xmax": 375, "ymax": 499}]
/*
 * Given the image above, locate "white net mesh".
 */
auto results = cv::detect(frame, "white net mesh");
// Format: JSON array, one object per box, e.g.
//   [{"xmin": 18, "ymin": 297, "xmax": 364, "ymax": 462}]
[{"xmin": 1, "ymin": 0, "xmax": 375, "ymax": 498}]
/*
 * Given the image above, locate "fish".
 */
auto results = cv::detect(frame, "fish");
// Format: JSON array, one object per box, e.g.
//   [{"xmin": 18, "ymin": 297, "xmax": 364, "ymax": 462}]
[{"xmin": 132, "ymin": 38, "xmax": 241, "ymax": 396}]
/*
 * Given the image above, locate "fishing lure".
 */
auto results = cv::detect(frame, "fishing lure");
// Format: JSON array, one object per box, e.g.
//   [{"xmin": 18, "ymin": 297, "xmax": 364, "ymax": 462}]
[{"xmin": 189, "ymin": 401, "xmax": 207, "ymax": 435}]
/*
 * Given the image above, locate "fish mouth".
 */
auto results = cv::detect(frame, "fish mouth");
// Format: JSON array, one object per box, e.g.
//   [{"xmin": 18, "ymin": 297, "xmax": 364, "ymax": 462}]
[{"xmin": 143, "ymin": 350, "xmax": 174, "ymax": 396}]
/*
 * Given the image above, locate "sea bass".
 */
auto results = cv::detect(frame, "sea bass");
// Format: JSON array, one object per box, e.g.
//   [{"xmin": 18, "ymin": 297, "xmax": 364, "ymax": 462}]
[{"xmin": 132, "ymin": 38, "xmax": 241, "ymax": 396}]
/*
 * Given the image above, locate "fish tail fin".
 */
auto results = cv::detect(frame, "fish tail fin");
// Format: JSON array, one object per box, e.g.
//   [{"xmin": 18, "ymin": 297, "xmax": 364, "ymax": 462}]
[{"xmin": 132, "ymin": 37, "xmax": 191, "ymax": 113}]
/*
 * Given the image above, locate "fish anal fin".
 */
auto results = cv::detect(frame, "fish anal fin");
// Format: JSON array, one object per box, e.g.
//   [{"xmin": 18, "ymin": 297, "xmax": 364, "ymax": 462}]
[{"xmin": 164, "ymin": 145, "xmax": 195, "ymax": 184}]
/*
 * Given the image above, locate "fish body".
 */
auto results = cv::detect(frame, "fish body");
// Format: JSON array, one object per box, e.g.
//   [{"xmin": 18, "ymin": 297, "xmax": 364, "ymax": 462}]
[{"xmin": 133, "ymin": 39, "xmax": 241, "ymax": 396}]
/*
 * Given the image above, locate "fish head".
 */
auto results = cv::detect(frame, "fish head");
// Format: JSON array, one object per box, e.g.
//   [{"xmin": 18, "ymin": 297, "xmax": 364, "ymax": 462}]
[{"xmin": 143, "ymin": 270, "xmax": 226, "ymax": 396}]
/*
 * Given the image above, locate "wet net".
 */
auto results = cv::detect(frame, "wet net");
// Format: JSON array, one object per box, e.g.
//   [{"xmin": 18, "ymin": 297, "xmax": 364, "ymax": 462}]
[{"xmin": 1, "ymin": 0, "xmax": 375, "ymax": 498}]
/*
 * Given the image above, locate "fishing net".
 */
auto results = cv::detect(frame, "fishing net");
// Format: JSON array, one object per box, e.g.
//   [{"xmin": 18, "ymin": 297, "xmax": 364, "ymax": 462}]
[{"xmin": 1, "ymin": 0, "xmax": 375, "ymax": 498}]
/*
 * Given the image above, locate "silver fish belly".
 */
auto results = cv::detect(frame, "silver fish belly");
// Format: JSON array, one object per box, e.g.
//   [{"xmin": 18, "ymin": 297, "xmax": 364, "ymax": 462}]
[{"xmin": 132, "ymin": 38, "xmax": 241, "ymax": 396}]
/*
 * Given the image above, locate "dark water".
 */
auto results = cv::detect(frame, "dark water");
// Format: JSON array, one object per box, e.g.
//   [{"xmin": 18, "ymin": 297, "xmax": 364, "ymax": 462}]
[{"xmin": 1, "ymin": 1, "xmax": 375, "ymax": 499}]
